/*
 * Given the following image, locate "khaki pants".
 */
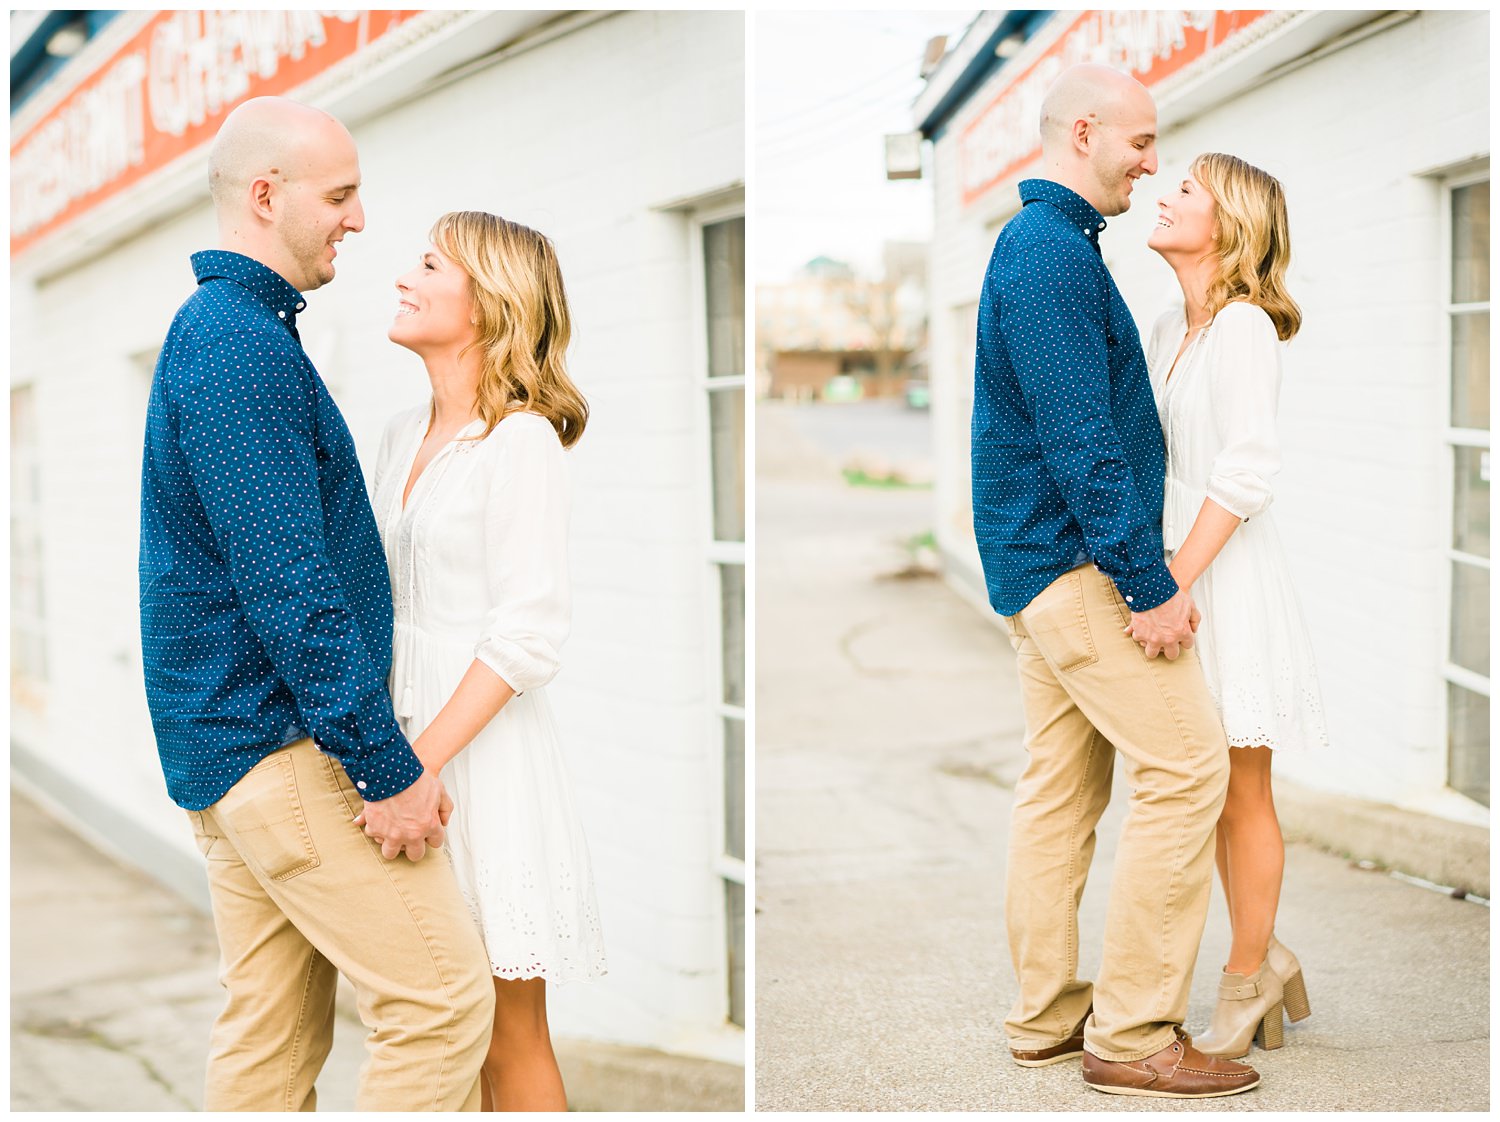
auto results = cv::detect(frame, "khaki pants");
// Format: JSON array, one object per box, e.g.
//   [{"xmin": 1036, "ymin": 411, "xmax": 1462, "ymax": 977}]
[
  {"xmin": 187, "ymin": 739, "xmax": 494, "ymax": 1111},
  {"xmin": 1002, "ymin": 565, "xmax": 1229, "ymax": 1061}
]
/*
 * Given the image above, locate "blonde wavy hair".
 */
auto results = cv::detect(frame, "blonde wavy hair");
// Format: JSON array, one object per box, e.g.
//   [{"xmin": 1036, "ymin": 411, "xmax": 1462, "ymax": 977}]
[
  {"xmin": 1192, "ymin": 152, "xmax": 1302, "ymax": 341},
  {"xmin": 430, "ymin": 210, "xmax": 588, "ymax": 447}
]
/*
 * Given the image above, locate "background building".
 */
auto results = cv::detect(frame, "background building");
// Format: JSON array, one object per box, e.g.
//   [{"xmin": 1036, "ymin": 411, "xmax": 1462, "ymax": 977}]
[
  {"xmin": 915, "ymin": 11, "xmax": 1488, "ymax": 863},
  {"xmin": 10, "ymin": 7, "xmax": 745, "ymax": 1078},
  {"xmin": 756, "ymin": 243, "xmax": 928, "ymax": 402}
]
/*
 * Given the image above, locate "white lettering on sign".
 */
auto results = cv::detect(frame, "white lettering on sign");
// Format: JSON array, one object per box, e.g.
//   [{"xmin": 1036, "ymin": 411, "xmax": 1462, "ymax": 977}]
[
  {"xmin": 147, "ymin": 10, "xmax": 353, "ymax": 138},
  {"xmin": 960, "ymin": 10, "xmax": 1226, "ymax": 206},
  {"xmin": 11, "ymin": 10, "xmax": 366, "ymax": 241},
  {"xmin": 11, "ymin": 51, "xmax": 149, "ymax": 239}
]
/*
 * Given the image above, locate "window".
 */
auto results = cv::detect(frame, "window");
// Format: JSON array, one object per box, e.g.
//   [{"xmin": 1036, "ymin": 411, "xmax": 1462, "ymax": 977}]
[
  {"xmin": 11, "ymin": 385, "xmax": 47, "ymax": 708},
  {"xmin": 700, "ymin": 212, "xmax": 746, "ymax": 1026},
  {"xmin": 1444, "ymin": 175, "xmax": 1489, "ymax": 806}
]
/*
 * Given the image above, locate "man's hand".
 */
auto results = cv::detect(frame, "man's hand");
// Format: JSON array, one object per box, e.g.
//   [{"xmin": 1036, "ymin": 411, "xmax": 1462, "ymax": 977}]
[
  {"xmin": 1124, "ymin": 588, "xmax": 1198, "ymax": 660},
  {"xmin": 352, "ymin": 769, "xmax": 446, "ymax": 861}
]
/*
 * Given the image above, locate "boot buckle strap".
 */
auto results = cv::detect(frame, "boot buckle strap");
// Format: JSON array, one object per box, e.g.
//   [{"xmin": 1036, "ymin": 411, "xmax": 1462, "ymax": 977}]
[{"xmin": 1220, "ymin": 978, "xmax": 1262, "ymax": 1000}]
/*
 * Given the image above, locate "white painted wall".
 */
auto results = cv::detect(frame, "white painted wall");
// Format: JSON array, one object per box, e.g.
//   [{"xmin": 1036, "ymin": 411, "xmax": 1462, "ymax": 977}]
[
  {"xmin": 927, "ymin": 10, "xmax": 1488, "ymax": 825},
  {"xmin": 10, "ymin": 8, "xmax": 745, "ymax": 1061}
]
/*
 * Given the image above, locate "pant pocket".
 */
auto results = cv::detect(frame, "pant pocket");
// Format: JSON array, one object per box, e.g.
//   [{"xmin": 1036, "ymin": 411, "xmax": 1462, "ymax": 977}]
[
  {"xmin": 1020, "ymin": 569, "xmax": 1097, "ymax": 672},
  {"xmin": 215, "ymin": 752, "xmax": 321, "ymax": 881}
]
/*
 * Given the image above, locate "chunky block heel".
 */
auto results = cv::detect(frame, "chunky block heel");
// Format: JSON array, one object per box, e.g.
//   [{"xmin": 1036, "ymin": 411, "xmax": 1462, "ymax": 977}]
[
  {"xmin": 1267, "ymin": 936, "xmax": 1311, "ymax": 1025},
  {"xmin": 1195, "ymin": 967, "xmax": 1286, "ymax": 1058},
  {"xmin": 1282, "ymin": 969, "xmax": 1311, "ymax": 1022},
  {"xmin": 1256, "ymin": 1001, "xmax": 1285, "ymax": 1050}
]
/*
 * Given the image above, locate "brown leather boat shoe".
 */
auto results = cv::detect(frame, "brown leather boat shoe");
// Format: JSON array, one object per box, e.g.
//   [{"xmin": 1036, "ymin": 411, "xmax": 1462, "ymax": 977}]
[
  {"xmin": 1081, "ymin": 1029, "xmax": 1260, "ymax": 1098},
  {"xmin": 1009, "ymin": 1007, "xmax": 1090, "ymax": 1067}
]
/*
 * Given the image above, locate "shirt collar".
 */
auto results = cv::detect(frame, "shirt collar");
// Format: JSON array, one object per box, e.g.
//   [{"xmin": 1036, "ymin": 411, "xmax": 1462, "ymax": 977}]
[
  {"xmin": 1019, "ymin": 178, "xmax": 1108, "ymax": 246},
  {"xmin": 191, "ymin": 250, "xmax": 308, "ymax": 329}
]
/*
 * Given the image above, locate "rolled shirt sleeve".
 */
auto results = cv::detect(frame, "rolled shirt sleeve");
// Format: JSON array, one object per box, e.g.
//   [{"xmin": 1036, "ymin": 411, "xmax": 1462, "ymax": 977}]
[
  {"xmin": 994, "ymin": 238, "xmax": 1179, "ymax": 611},
  {"xmin": 177, "ymin": 331, "xmax": 423, "ymax": 800},
  {"xmin": 473, "ymin": 414, "xmax": 572, "ymax": 694},
  {"xmin": 1206, "ymin": 302, "xmax": 1283, "ymax": 521}
]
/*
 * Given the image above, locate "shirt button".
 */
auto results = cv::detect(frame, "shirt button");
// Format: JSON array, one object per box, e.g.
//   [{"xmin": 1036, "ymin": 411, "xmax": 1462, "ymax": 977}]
[
  {"xmin": 296, "ymin": 302, "xmax": 305, "ymax": 310},
  {"xmin": 356, "ymin": 780, "xmax": 367, "ymax": 790},
  {"xmin": 1125, "ymin": 595, "xmax": 1134, "ymax": 603},
  {"xmin": 278, "ymin": 310, "xmax": 286, "ymax": 319}
]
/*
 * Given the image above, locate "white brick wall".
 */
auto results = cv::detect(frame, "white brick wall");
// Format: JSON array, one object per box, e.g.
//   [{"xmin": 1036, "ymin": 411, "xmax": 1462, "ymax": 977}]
[
  {"xmin": 928, "ymin": 10, "xmax": 1488, "ymax": 823},
  {"xmin": 10, "ymin": 9, "xmax": 744, "ymax": 1060}
]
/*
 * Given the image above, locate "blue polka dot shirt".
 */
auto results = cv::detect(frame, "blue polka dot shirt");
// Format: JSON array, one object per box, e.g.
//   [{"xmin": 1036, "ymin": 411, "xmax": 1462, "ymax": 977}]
[
  {"xmin": 972, "ymin": 178, "xmax": 1178, "ymax": 617},
  {"xmin": 140, "ymin": 250, "xmax": 424, "ymax": 811}
]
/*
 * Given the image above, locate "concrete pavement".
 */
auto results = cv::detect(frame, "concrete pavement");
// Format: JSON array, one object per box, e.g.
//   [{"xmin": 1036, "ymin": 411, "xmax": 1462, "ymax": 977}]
[
  {"xmin": 10, "ymin": 784, "xmax": 742, "ymax": 1111},
  {"xmin": 754, "ymin": 399, "xmax": 1490, "ymax": 1112}
]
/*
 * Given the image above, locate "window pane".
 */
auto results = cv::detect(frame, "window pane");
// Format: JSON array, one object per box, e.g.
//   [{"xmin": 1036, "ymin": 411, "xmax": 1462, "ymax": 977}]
[
  {"xmin": 710, "ymin": 386, "xmax": 745, "ymax": 542},
  {"xmin": 1450, "ymin": 311, "xmax": 1489, "ymax": 430},
  {"xmin": 1454, "ymin": 446, "xmax": 1490, "ymax": 558},
  {"xmin": 704, "ymin": 217, "xmax": 745, "ymax": 379},
  {"xmin": 719, "ymin": 561, "xmax": 745, "ymax": 706},
  {"xmin": 1450, "ymin": 560, "xmax": 1489, "ymax": 677},
  {"xmin": 724, "ymin": 714, "xmax": 744, "ymax": 861},
  {"xmin": 726, "ymin": 880, "xmax": 745, "ymax": 1028},
  {"xmin": 1447, "ymin": 683, "xmax": 1489, "ymax": 807},
  {"xmin": 11, "ymin": 386, "xmax": 38, "ymax": 503},
  {"xmin": 1452, "ymin": 181, "xmax": 1489, "ymax": 305}
]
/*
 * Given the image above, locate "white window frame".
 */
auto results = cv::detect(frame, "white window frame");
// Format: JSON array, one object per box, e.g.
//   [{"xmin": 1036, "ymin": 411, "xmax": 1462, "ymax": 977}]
[
  {"xmin": 1438, "ymin": 168, "xmax": 1489, "ymax": 805},
  {"xmin": 688, "ymin": 198, "xmax": 747, "ymax": 1027},
  {"xmin": 11, "ymin": 382, "xmax": 49, "ymax": 710}
]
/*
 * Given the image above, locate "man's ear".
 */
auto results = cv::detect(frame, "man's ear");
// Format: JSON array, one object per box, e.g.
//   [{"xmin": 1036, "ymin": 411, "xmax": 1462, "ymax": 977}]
[
  {"xmin": 248, "ymin": 177, "xmax": 276, "ymax": 222},
  {"xmin": 1072, "ymin": 117, "xmax": 1093, "ymax": 157}
]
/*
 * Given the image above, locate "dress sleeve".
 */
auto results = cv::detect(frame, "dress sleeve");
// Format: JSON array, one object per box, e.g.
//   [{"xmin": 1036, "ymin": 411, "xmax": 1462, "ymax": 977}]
[
  {"xmin": 473, "ymin": 414, "xmax": 571, "ymax": 694},
  {"xmin": 1205, "ymin": 302, "xmax": 1283, "ymax": 520}
]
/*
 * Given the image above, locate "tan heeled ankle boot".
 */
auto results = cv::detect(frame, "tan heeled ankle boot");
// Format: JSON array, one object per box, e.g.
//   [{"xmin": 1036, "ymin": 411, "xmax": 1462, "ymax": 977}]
[
  {"xmin": 1267, "ymin": 934, "xmax": 1311, "ymax": 1022},
  {"xmin": 1194, "ymin": 965, "xmax": 1286, "ymax": 1059}
]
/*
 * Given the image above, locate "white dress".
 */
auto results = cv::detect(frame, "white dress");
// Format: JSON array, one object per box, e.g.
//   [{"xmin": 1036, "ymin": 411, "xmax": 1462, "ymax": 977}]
[
  {"xmin": 1145, "ymin": 301, "xmax": 1329, "ymax": 752},
  {"xmin": 372, "ymin": 405, "xmax": 607, "ymax": 983}
]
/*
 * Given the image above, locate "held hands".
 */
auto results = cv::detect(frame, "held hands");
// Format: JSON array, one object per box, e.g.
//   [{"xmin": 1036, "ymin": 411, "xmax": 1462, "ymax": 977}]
[
  {"xmin": 1123, "ymin": 586, "xmax": 1200, "ymax": 660},
  {"xmin": 352, "ymin": 768, "xmax": 452, "ymax": 861}
]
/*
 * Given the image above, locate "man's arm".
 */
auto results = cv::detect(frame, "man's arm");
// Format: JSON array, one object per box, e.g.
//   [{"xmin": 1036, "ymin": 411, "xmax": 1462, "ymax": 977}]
[{"xmin": 176, "ymin": 330, "xmax": 441, "ymax": 853}]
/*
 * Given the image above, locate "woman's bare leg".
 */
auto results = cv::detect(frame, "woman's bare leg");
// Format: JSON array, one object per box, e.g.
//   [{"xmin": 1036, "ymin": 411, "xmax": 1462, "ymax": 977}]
[
  {"xmin": 480, "ymin": 976, "xmax": 567, "ymax": 1112},
  {"xmin": 1214, "ymin": 818, "xmax": 1233, "ymax": 918},
  {"xmin": 1216, "ymin": 746, "xmax": 1283, "ymax": 975}
]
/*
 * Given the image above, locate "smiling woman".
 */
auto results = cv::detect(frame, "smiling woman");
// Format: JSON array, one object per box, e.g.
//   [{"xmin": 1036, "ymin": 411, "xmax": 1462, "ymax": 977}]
[{"xmin": 374, "ymin": 208, "xmax": 603, "ymax": 1111}]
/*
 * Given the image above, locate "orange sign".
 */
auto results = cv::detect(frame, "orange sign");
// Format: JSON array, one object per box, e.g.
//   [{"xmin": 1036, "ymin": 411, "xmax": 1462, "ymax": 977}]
[
  {"xmin": 11, "ymin": 10, "xmax": 423, "ymax": 257},
  {"xmin": 958, "ymin": 10, "xmax": 1273, "ymax": 209}
]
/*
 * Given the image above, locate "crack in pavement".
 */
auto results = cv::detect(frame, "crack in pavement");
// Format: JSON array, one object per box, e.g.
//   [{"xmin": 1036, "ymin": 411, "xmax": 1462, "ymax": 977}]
[
  {"xmin": 836, "ymin": 616, "xmax": 909, "ymax": 679},
  {"xmin": 936, "ymin": 759, "xmax": 1018, "ymax": 790},
  {"xmin": 18, "ymin": 1014, "xmax": 197, "ymax": 1109}
]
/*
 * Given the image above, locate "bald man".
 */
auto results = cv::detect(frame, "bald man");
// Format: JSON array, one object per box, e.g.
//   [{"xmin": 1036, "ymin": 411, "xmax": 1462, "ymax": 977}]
[
  {"xmin": 971, "ymin": 66, "xmax": 1260, "ymax": 1097},
  {"xmin": 140, "ymin": 97, "xmax": 494, "ymax": 1110}
]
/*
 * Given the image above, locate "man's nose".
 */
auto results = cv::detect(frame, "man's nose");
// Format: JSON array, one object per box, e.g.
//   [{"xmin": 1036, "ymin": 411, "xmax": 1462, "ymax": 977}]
[
  {"xmin": 346, "ymin": 198, "xmax": 366, "ymax": 233},
  {"xmin": 1141, "ymin": 146, "xmax": 1159, "ymax": 176}
]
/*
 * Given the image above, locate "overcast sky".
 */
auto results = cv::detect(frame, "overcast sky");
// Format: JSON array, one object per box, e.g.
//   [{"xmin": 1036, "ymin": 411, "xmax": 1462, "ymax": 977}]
[{"xmin": 754, "ymin": 10, "xmax": 976, "ymax": 284}]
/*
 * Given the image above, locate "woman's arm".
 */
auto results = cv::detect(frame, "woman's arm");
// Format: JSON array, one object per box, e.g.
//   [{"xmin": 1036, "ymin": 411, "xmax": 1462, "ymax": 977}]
[
  {"xmin": 410, "ymin": 659, "xmax": 516, "ymax": 772},
  {"xmin": 1169, "ymin": 498, "xmax": 1243, "ymax": 591}
]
